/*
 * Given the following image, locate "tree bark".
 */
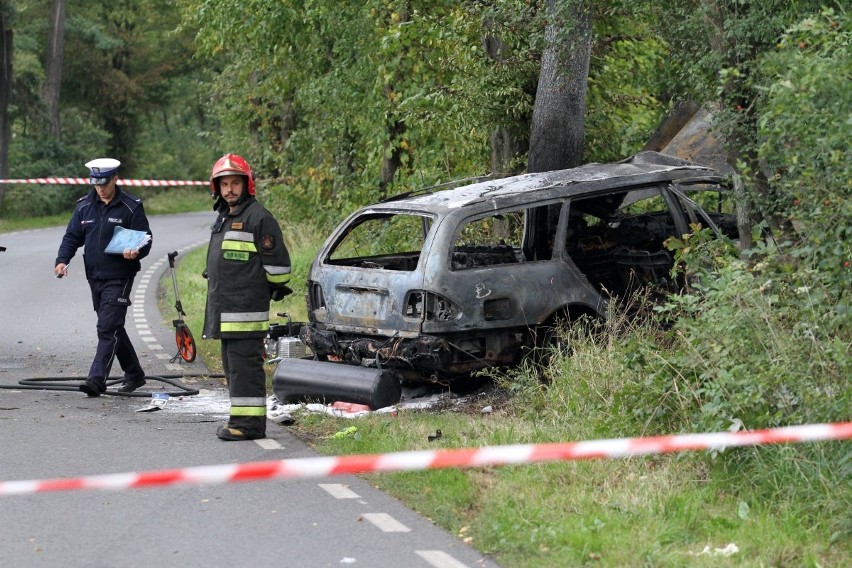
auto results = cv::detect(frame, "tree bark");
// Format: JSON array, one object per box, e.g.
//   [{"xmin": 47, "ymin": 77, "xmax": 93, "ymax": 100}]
[
  {"xmin": 528, "ymin": 0, "xmax": 592, "ymax": 173},
  {"xmin": 43, "ymin": 0, "xmax": 66, "ymax": 142},
  {"xmin": 378, "ymin": 4, "xmax": 411, "ymax": 200},
  {"xmin": 0, "ymin": 3, "xmax": 13, "ymax": 211}
]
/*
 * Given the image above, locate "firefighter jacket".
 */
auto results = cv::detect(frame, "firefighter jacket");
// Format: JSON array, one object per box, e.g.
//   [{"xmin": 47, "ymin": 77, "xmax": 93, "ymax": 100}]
[
  {"xmin": 203, "ymin": 196, "xmax": 291, "ymax": 339},
  {"xmin": 55, "ymin": 187, "xmax": 152, "ymax": 280}
]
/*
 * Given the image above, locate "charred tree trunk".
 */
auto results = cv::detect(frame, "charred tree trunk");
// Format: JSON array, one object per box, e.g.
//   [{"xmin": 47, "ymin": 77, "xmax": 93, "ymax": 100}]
[
  {"xmin": 528, "ymin": 0, "xmax": 592, "ymax": 173},
  {"xmin": 43, "ymin": 0, "xmax": 66, "ymax": 142}
]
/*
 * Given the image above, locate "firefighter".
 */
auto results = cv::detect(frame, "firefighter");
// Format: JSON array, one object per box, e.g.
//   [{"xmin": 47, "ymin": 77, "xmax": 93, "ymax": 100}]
[
  {"xmin": 55, "ymin": 158, "xmax": 152, "ymax": 396},
  {"xmin": 203, "ymin": 154, "xmax": 292, "ymax": 441}
]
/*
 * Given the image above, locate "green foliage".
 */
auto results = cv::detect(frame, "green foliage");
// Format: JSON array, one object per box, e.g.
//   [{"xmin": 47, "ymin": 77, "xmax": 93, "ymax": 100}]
[
  {"xmin": 757, "ymin": 7, "xmax": 852, "ymax": 299},
  {"xmin": 4, "ymin": 0, "xmax": 216, "ymax": 215},
  {"xmin": 586, "ymin": 9, "xmax": 668, "ymax": 162},
  {"xmin": 625, "ymin": 245, "xmax": 849, "ymax": 435}
]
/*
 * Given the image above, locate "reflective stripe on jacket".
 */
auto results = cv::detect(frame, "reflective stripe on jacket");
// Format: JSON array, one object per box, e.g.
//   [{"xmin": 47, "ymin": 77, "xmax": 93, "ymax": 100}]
[{"xmin": 202, "ymin": 197, "xmax": 291, "ymax": 339}]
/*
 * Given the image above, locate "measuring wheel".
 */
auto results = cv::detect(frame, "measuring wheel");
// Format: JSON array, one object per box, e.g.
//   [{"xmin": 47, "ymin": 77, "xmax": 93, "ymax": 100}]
[
  {"xmin": 168, "ymin": 251, "xmax": 198, "ymax": 363},
  {"xmin": 174, "ymin": 321, "xmax": 196, "ymax": 363}
]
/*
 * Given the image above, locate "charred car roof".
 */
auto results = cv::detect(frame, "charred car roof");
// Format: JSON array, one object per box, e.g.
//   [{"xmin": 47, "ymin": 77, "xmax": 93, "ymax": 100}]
[{"xmin": 374, "ymin": 151, "xmax": 720, "ymax": 214}]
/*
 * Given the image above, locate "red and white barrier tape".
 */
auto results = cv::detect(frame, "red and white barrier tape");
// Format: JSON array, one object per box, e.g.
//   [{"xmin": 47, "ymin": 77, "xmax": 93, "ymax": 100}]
[
  {"xmin": 0, "ymin": 178, "xmax": 207, "ymax": 187},
  {"xmin": 1, "ymin": 422, "xmax": 849, "ymax": 496}
]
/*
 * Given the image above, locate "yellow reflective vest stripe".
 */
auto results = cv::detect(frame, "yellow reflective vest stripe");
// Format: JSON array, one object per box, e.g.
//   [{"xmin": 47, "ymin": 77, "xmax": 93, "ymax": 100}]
[
  {"xmin": 222, "ymin": 240, "xmax": 258, "ymax": 253},
  {"xmin": 220, "ymin": 311, "xmax": 269, "ymax": 333},
  {"xmin": 230, "ymin": 406, "xmax": 266, "ymax": 417}
]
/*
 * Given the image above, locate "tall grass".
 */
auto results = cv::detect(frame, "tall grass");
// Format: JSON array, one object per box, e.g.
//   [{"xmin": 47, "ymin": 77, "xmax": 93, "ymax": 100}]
[{"xmin": 301, "ymin": 302, "xmax": 849, "ymax": 566}]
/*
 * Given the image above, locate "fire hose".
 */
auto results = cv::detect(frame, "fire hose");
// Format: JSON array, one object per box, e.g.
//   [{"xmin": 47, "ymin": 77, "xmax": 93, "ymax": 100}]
[{"xmin": 0, "ymin": 374, "xmax": 222, "ymax": 397}]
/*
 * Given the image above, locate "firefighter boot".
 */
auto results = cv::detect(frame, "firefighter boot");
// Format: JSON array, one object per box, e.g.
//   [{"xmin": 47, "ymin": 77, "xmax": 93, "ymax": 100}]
[{"xmin": 216, "ymin": 425, "xmax": 265, "ymax": 441}]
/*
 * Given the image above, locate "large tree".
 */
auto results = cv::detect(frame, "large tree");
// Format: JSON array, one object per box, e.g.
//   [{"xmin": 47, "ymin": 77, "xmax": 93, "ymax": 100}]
[
  {"xmin": 42, "ymin": 0, "xmax": 65, "ymax": 141},
  {"xmin": 528, "ymin": 0, "xmax": 592, "ymax": 172},
  {"xmin": 0, "ymin": 0, "xmax": 13, "ymax": 210}
]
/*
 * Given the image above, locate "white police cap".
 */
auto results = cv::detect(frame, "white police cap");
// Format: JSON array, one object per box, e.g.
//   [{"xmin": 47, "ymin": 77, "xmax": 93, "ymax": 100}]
[{"xmin": 85, "ymin": 158, "xmax": 121, "ymax": 185}]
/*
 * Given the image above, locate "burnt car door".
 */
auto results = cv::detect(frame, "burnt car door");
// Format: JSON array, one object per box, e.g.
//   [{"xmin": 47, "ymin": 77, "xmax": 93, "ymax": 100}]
[
  {"xmin": 562, "ymin": 179, "xmax": 736, "ymax": 300},
  {"xmin": 417, "ymin": 200, "xmax": 603, "ymax": 365}
]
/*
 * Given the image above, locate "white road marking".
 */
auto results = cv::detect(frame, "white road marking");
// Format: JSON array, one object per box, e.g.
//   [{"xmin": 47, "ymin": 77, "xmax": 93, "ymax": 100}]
[
  {"xmin": 318, "ymin": 484, "xmax": 361, "ymax": 499},
  {"xmin": 255, "ymin": 438, "xmax": 283, "ymax": 450},
  {"xmin": 415, "ymin": 550, "xmax": 470, "ymax": 568},
  {"xmin": 362, "ymin": 513, "xmax": 411, "ymax": 533}
]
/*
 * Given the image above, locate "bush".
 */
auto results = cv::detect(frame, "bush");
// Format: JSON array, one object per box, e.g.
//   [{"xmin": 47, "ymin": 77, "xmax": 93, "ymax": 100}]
[{"xmin": 758, "ymin": 7, "xmax": 852, "ymax": 304}]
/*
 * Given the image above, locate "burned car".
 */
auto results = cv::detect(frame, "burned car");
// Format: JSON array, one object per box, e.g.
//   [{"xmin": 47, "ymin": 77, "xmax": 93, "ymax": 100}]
[{"xmin": 273, "ymin": 152, "xmax": 737, "ymax": 407}]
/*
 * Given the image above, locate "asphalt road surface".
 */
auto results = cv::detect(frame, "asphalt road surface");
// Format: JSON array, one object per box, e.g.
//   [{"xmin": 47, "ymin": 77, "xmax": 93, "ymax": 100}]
[{"xmin": 0, "ymin": 211, "xmax": 498, "ymax": 568}]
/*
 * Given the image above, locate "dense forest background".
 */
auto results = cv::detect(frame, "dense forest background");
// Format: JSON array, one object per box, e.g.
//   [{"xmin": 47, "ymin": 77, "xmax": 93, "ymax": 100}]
[{"xmin": 2, "ymin": 1, "xmax": 846, "ymax": 242}]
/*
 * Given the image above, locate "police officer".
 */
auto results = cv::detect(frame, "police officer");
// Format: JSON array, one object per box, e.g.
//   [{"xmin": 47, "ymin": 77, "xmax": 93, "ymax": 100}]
[
  {"xmin": 55, "ymin": 158, "xmax": 152, "ymax": 396},
  {"xmin": 203, "ymin": 153, "xmax": 291, "ymax": 441}
]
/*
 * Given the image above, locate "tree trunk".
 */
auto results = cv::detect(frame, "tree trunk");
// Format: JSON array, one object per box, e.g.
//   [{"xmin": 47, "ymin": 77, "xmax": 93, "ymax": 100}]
[
  {"xmin": 700, "ymin": 0, "xmax": 791, "ymax": 241},
  {"xmin": 378, "ymin": 116, "xmax": 406, "ymax": 200},
  {"xmin": 483, "ymin": 24, "xmax": 525, "ymax": 176},
  {"xmin": 0, "ymin": 4, "xmax": 13, "ymax": 211},
  {"xmin": 378, "ymin": 4, "xmax": 411, "ymax": 200},
  {"xmin": 42, "ymin": 0, "xmax": 66, "ymax": 142},
  {"xmin": 528, "ymin": 0, "xmax": 592, "ymax": 173}
]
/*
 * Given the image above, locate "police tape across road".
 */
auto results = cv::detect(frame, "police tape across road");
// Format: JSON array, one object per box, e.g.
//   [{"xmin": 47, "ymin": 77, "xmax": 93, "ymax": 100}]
[
  {"xmin": 0, "ymin": 178, "xmax": 207, "ymax": 187},
  {"xmin": 1, "ymin": 422, "xmax": 849, "ymax": 496}
]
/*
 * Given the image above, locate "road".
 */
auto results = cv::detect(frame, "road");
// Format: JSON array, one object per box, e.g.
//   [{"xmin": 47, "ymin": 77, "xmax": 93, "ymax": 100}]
[{"xmin": 0, "ymin": 211, "xmax": 498, "ymax": 568}]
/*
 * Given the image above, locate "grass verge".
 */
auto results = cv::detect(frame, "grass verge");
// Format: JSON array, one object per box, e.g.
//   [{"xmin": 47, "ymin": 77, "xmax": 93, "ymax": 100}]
[{"xmin": 167, "ymin": 235, "xmax": 849, "ymax": 566}]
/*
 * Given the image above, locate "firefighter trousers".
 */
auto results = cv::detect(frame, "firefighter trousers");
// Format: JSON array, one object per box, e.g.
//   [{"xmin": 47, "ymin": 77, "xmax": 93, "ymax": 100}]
[
  {"xmin": 87, "ymin": 278, "xmax": 145, "ymax": 387},
  {"xmin": 221, "ymin": 337, "xmax": 267, "ymax": 437}
]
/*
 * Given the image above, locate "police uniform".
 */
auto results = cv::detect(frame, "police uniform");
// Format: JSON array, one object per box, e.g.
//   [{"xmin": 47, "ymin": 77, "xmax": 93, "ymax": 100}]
[
  {"xmin": 203, "ymin": 194, "xmax": 291, "ymax": 440},
  {"xmin": 55, "ymin": 159, "xmax": 152, "ymax": 396}
]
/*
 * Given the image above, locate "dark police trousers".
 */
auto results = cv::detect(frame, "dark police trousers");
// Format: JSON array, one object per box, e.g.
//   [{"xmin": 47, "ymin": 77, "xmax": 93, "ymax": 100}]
[
  {"xmin": 221, "ymin": 337, "xmax": 267, "ymax": 437},
  {"xmin": 88, "ymin": 278, "xmax": 144, "ymax": 386}
]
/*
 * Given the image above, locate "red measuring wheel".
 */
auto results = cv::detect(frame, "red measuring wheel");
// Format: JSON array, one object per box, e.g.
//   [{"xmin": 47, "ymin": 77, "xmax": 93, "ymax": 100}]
[
  {"xmin": 168, "ymin": 251, "xmax": 197, "ymax": 363},
  {"xmin": 174, "ymin": 321, "xmax": 196, "ymax": 363}
]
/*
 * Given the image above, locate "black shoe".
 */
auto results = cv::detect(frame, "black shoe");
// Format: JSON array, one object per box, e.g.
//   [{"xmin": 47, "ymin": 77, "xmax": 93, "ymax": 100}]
[
  {"xmin": 117, "ymin": 376, "xmax": 147, "ymax": 393},
  {"xmin": 216, "ymin": 425, "xmax": 265, "ymax": 442},
  {"xmin": 79, "ymin": 380, "xmax": 107, "ymax": 397}
]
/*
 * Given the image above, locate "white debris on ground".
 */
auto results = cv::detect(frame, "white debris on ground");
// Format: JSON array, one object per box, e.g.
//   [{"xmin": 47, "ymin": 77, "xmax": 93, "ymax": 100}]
[
  {"xmin": 266, "ymin": 382, "xmax": 500, "ymax": 423},
  {"xmin": 690, "ymin": 543, "xmax": 739, "ymax": 557}
]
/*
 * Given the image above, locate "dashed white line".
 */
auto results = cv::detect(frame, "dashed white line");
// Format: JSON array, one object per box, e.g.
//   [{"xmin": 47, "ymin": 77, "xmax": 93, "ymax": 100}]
[
  {"xmin": 362, "ymin": 513, "xmax": 411, "ymax": 533},
  {"xmin": 318, "ymin": 484, "xmax": 361, "ymax": 499},
  {"xmin": 415, "ymin": 550, "xmax": 471, "ymax": 568},
  {"xmin": 255, "ymin": 438, "xmax": 283, "ymax": 450}
]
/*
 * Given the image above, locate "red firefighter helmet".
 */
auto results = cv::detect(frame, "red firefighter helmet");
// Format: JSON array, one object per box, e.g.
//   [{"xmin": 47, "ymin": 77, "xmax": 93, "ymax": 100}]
[{"xmin": 210, "ymin": 153, "xmax": 255, "ymax": 196}]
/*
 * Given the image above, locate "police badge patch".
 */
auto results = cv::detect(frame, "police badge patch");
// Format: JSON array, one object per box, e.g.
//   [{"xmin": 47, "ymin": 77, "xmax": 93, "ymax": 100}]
[{"xmin": 261, "ymin": 235, "xmax": 274, "ymax": 250}]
